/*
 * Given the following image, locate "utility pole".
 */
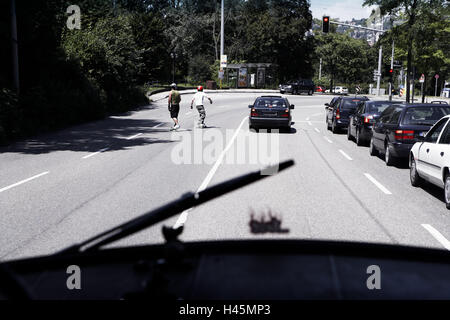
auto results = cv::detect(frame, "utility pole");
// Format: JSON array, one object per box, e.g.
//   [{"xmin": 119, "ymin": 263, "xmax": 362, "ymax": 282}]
[
  {"xmin": 220, "ymin": 0, "xmax": 224, "ymax": 89},
  {"xmin": 11, "ymin": 0, "xmax": 20, "ymax": 94},
  {"xmin": 377, "ymin": 45, "xmax": 382, "ymax": 96}
]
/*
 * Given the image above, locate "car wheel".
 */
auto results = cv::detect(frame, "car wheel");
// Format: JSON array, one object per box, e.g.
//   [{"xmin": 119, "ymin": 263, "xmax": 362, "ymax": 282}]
[
  {"xmin": 356, "ymin": 129, "xmax": 363, "ymax": 146},
  {"xmin": 445, "ymin": 174, "xmax": 450, "ymax": 209},
  {"xmin": 410, "ymin": 157, "xmax": 423, "ymax": 187},
  {"xmin": 369, "ymin": 138, "xmax": 378, "ymax": 156},
  {"xmin": 332, "ymin": 120, "xmax": 339, "ymax": 134},
  {"xmin": 385, "ymin": 143, "xmax": 396, "ymax": 166},
  {"xmin": 308, "ymin": 90, "xmax": 313, "ymax": 95},
  {"xmin": 326, "ymin": 118, "xmax": 331, "ymax": 130}
]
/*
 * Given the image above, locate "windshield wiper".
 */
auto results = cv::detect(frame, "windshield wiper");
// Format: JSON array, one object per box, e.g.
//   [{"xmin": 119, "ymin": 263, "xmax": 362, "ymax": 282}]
[{"xmin": 58, "ymin": 160, "xmax": 294, "ymax": 255}]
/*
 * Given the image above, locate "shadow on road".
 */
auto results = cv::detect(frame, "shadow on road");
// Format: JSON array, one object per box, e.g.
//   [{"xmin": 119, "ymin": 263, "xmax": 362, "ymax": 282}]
[
  {"xmin": 0, "ymin": 117, "xmax": 174, "ymax": 155},
  {"xmin": 417, "ymin": 181, "xmax": 446, "ymax": 205}
]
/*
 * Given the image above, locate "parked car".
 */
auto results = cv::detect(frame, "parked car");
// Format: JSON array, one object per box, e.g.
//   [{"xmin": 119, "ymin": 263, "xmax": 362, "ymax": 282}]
[
  {"xmin": 279, "ymin": 80, "xmax": 296, "ymax": 94},
  {"xmin": 334, "ymin": 86, "xmax": 349, "ymax": 94},
  {"xmin": 315, "ymin": 85, "xmax": 325, "ymax": 92},
  {"xmin": 370, "ymin": 103, "xmax": 450, "ymax": 166},
  {"xmin": 410, "ymin": 115, "xmax": 450, "ymax": 209},
  {"xmin": 249, "ymin": 96, "xmax": 294, "ymax": 132},
  {"xmin": 348, "ymin": 100, "xmax": 396, "ymax": 146},
  {"xmin": 279, "ymin": 79, "xmax": 315, "ymax": 95},
  {"xmin": 325, "ymin": 96, "xmax": 370, "ymax": 133}
]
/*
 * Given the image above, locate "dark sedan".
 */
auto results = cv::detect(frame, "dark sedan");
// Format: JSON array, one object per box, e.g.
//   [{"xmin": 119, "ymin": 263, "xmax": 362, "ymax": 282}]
[
  {"xmin": 249, "ymin": 96, "xmax": 294, "ymax": 132},
  {"xmin": 326, "ymin": 96, "xmax": 369, "ymax": 133},
  {"xmin": 348, "ymin": 100, "xmax": 396, "ymax": 146},
  {"xmin": 370, "ymin": 103, "xmax": 450, "ymax": 165}
]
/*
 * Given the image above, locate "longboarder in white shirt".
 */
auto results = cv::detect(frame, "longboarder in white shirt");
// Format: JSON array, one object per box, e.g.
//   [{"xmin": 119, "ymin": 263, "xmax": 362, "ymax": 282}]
[{"xmin": 191, "ymin": 85, "xmax": 212, "ymax": 128}]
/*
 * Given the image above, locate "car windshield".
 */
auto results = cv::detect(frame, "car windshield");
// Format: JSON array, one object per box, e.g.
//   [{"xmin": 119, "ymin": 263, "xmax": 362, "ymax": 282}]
[
  {"xmin": 402, "ymin": 107, "xmax": 450, "ymax": 125},
  {"xmin": 368, "ymin": 102, "xmax": 393, "ymax": 113},
  {"xmin": 256, "ymin": 98, "xmax": 286, "ymax": 107},
  {"xmin": 342, "ymin": 99, "xmax": 363, "ymax": 110}
]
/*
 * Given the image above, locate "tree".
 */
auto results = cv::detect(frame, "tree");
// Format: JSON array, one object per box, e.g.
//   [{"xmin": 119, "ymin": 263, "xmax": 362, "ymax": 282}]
[
  {"xmin": 315, "ymin": 33, "xmax": 377, "ymax": 89},
  {"xmin": 363, "ymin": 0, "xmax": 449, "ymax": 102}
]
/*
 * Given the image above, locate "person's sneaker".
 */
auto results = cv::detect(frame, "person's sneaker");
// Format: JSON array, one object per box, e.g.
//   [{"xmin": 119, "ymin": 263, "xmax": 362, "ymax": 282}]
[{"xmin": 174, "ymin": 124, "xmax": 180, "ymax": 130}]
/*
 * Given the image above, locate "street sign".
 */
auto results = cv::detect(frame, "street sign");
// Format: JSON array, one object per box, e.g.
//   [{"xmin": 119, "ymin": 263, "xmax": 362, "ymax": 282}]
[
  {"xmin": 419, "ymin": 74, "xmax": 425, "ymax": 83},
  {"xmin": 435, "ymin": 74, "xmax": 440, "ymax": 79},
  {"xmin": 218, "ymin": 69, "xmax": 224, "ymax": 80},
  {"xmin": 220, "ymin": 55, "xmax": 227, "ymax": 68}
]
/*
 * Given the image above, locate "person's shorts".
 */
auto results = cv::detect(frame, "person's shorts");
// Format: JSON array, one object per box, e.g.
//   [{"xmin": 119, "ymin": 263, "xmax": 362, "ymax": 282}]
[{"xmin": 170, "ymin": 104, "xmax": 180, "ymax": 118}]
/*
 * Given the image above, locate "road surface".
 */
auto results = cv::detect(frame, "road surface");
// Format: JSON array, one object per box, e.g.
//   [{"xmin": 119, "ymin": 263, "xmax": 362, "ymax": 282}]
[{"xmin": 1, "ymin": 92, "xmax": 450, "ymax": 261}]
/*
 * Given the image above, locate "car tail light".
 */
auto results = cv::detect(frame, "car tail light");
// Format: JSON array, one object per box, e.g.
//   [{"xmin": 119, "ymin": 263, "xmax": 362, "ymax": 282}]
[
  {"xmin": 394, "ymin": 130, "xmax": 415, "ymax": 140},
  {"xmin": 281, "ymin": 109, "xmax": 289, "ymax": 117},
  {"xmin": 364, "ymin": 115, "xmax": 375, "ymax": 123},
  {"xmin": 336, "ymin": 108, "xmax": 341, "ymax": 119},
  {"xmin": 251, "ymin": 108, "xmax": 258, "ymax": 117}
]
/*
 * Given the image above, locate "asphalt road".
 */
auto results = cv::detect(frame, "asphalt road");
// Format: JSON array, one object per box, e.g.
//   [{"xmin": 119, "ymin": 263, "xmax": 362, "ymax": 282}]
[{"xmin": 1, "ymin": 92, "xmax": 450, "ymax": 261}]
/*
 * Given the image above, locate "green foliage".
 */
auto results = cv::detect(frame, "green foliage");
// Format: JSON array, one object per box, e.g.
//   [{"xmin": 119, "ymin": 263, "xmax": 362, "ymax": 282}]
[
  {"xmin": 315, "ymin": 33, "xmax": 377, "ymax": 85},
  {"xmin": 188, "ymin": 55, "xmax": 213, "ymax": 84}
]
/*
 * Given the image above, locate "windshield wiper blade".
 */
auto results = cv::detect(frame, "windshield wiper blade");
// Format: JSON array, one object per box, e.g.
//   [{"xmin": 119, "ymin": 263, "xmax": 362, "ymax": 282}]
[{"xmin": 57, "ymin": 160, "xmax": 294, "ymax": 255}]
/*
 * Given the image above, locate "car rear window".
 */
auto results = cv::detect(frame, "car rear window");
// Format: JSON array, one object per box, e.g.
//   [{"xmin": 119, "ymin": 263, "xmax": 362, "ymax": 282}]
[
  {"xmin": 368, "ymin": 103, "xmax": 393, "ymax": 113},
  {"xmin": 402, "ymin": 107, "xmax": 450, "ymax": 125},
  {"xmin": 341, "ymin": 99, "xmax": 363, "ymax": 110},
  {"xmin": 256, "ymin": 99, "xmax": 286, "ymax": 108}
]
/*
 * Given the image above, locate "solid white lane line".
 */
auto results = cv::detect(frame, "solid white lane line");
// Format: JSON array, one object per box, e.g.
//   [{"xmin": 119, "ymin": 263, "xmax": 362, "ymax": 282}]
[
  {"xmin": 0, "ymin": 172, "xmax": 50, "ymax": 194},
  {"xmin": 306, "ymin": 117, "xmax": 310, "ymax": 121},
  {"xmin": 173, "ymin": 116, "xmax": 249, "ymax": 229},
  {"xmin": 324, "ymin": 136, "xmax": 333, "ymax": 143},
  {"xmin": 364, "ymin": 173, "xmax": 392, "ymax": 195},
  {"xmin": 314, "ymin": 128, "xmax": 320, "ymax": 133},
  {"xmin": 82, "ymin": 148, "xmax": 109, "ymax": 159},
  {"xmin": 308, "ymin": 121, "xmax": 313, "ymax": 126},
  {"xmin": 339, "ymin": 149, "xmax": 353, "ymax": 161},
  {"xmin": 422, "ymin": 224, "xmax": 450, "ymax": 250},
  {"xmin": 126, "ymin": 133, "xmax": 143, "ymax": 140},
  {"xmin": 310, "ymin": 112, "xmax": 322, "ymax": 117},
  {"xmin": 152, "ymin": 123, "xmax": 163, "ymax": 128}
]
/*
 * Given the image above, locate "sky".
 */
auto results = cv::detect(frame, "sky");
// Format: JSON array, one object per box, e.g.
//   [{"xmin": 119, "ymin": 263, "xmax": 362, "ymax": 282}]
[{"xmin": 310, "ymin": 0, "xmax": 377, "ymax": 21}]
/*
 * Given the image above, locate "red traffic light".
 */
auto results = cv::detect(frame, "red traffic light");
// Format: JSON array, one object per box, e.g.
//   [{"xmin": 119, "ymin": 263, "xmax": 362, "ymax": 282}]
[
  {"xmin": 324, "ymin": 17, "xmax": 329, "ymax": 22},
  {"xmin": 389, "ymin": 69, "xmax": 393, "ymax": 73}
]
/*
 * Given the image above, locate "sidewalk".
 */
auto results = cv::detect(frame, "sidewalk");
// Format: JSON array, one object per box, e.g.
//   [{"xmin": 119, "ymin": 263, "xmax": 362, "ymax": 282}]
[{"xmin": 147, "ymin": 89, "xmax": 279, "ymax": 102}]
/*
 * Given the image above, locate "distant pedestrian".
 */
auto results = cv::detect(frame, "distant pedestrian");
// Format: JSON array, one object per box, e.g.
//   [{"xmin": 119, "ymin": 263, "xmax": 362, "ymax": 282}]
[
  {"xmin": 191, "ymin": 85, "xmax": 212, "ymax": 128},
  {"xmin": 168, "ymin": 83, "xmax": 181, "ymax": 130}
]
